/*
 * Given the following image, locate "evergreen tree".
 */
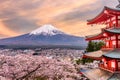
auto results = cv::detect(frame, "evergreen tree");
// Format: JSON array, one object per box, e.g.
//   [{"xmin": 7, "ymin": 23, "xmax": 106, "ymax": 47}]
[
  {"xmin": 86, "ymin": 41, "xmax": 104, "ymax": 52},
  {"xmin": 86, "ymin": 41, "xmax": 94, "ymax": 52}
]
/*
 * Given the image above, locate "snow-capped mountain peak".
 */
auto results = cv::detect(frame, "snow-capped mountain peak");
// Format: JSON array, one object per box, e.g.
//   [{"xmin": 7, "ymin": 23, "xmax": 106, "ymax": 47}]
[{"xmin": 30, "ymin": 24, "xmax": 64, "ymax": 36}]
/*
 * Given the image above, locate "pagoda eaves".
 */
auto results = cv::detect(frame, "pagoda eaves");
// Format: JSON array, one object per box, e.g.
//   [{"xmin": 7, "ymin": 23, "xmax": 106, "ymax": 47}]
[
  {"xmin": 83, "ymin": 1, "xmax": 120, "ymax": 78},
  {"xmin": 87, "ymin": 6, "xmax": 120, "ymax": 25},
  {"xmin": 86, "ymin": 32, "xmax": 106, "ymax": 40},
  {"xmin": 85, "ymin": 28, "xmax": 119, "ymax": 40},
  {"xmin": 105, "ymin": 28, "xmax": 120, "ymax": 34}
]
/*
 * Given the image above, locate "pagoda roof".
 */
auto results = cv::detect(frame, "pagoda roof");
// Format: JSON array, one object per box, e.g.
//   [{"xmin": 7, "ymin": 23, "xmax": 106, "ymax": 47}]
[
  {"xmin": 108, "ymin": 73, "xmax": 120, "ymax": 80},
  {"xmin": 87, "ymin": 6, "xmax": 120, "ymax": 25},
  {"xmin": 81, "ymin": 68, "xmax": 120, "ymax": 80},
  {"xmin": 103, "ymin": 49, "xmax": 120, "ymax": 59},
  {"xmin": 84, "ymin": 50, "xmax": 107, "ymax": 58},
  {"xmin": 84, "ymin": 49, "xmax": 120, "ymax": 59},
  {"xmin": 81, "ymin": 68, "xmax": 113, "ymax": 80},
  {"xmin": 105, "ymin": 28, "xmax": 120, "ymax": 34},
  {"xmin": 86, "ymin": 28, "xmax": 120, "ymax": 40},
  {"xmin": 86, "ymin": 32, "xmax": 105, "ymax": 40}
]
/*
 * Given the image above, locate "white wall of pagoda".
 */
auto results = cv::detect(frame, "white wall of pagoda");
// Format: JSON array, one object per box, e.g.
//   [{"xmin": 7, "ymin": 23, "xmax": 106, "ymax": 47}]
[
  {"xmin": 106, "ymin": 15, "xmax": 120, "ymax": 28},
  {"xmin": 102, "ymin": 34, "xmax": 120, "ymax": 48}
]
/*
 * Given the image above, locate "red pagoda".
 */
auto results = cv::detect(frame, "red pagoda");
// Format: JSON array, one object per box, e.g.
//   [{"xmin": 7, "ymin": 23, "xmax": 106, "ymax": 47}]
[{"xmin": 81, "ymin": 0, "xmax": 120, "ymax": 80}]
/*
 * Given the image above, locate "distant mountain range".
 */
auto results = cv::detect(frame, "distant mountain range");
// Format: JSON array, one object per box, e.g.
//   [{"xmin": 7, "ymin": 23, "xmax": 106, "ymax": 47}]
[{"xmin": 0, "ymin": 24, "xmax": 87, "ymax": 49}]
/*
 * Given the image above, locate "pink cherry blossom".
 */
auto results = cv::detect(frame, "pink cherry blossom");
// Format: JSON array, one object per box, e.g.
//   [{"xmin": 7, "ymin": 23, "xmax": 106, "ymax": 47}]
[{"xmin": 0, "ymin": 54, "xmax": 79, "ymax": 80}]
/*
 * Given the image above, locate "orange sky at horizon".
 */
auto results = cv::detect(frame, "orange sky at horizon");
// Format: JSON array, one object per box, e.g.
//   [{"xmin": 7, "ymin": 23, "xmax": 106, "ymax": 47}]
[
  {"xmin": 0, "ymin": 20, "xmax": 19, "ymax": 37},
  {"xmin": 0, "ymin": 0, "xmax": 118, "ymax": 38}
]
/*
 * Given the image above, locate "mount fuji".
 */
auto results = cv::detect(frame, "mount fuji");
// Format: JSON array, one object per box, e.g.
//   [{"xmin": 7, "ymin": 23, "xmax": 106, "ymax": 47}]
[{"xmin": 0, "ymin": 25, "xmax": 87, "ymax": 49}]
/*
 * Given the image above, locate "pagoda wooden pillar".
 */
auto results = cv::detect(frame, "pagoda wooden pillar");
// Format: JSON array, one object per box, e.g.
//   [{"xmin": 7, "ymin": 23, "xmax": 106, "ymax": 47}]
[
  {"xmin": 109, "ymin": 37, "xmax": 111, "ymax": 48},
  {"xmin": 109, "ymin": 18, "xmax": 111, "ymax": 28},
  {"xmin": 116, "ymin": 34, "xmax": 119, "ymax": 48},
  {"xmin": 116, "ymin": 15, "xmax": 118, "ymax": 27},
  {"xmin": 115, "ymin": 60, "xmax": 118, "ymax": 71}
]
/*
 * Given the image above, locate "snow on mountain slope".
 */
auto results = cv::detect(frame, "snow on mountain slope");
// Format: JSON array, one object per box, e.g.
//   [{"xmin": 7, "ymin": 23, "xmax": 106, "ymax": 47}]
[
  {"xmin": 30, "ymin": 24, "xmax": 64, "ymax": 36},
  {"xmin": 0, "ymin": 24, "xmax": 87, "ymax": 49}
]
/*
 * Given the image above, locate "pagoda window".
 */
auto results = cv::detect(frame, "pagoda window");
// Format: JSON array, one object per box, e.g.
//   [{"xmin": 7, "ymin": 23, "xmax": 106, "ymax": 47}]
[
  {"xmin": 106, "ymin": 23, "xmax": 109, "ymax": 27},
  {"xmin": 111, "ymin": 17, "xmax": 116, "ymax": 21},
  {"xmin": 112, "ymin": 41, "xmax": 116, "ymax": 45},
  {"xmin": 102, "ymin": 58, "xmax": 105, "ymax": 62},
  {"xmin": 113, "ymin": 21, "xmax": 116, "ymax": 24},
  {"xmin": 113, "ymin": 24, "xmax": 116, "ymax": 27},
  {"xmin": 106, "ymin": 41, "xmax": 109, "ymax": 47},
  {"xmin": 118, "ymin": 41, "xmax": 120, "ymax": 47},
  {"xmin": 112, "ymin": 41, "xmax": 116, "ymax": 48},
  {"xmin": 106, "ymin": 37, "xmax": 110, "ymax": 40},
  {"xmin": 104, "ymin": 61, "xmax": 108, "ymax": 67},
  {"xmin": 118, "ymin": 35, "xmax": 120, "ymax": 39},
  {"xmin": 107, "ymin": 19, "xmax": 110, "ymax": 23},
  {"xmin": 111, "ymin": 36, "xmax": 116, "ymax": 40},
  {"xmin": 118, "ymin": 61, "xmax": 120, "ymax": 69},
  {"xmin": 108, "ymin": 37, "xmax": 110, "ymax": 40},
  {"xmin": 111, "ymin": 61, "xmax": 116, "ymax": 68},
  {"xmin": 102, "ymin": 58, "xmax": 107, "ymax": 67},
  {"xmin": 118, "ymin": 20, "xmax": 120, "ymax": 26},
  {"xmin": 118, "ymin": 16, "xmax": 120, "ymax": 19}
]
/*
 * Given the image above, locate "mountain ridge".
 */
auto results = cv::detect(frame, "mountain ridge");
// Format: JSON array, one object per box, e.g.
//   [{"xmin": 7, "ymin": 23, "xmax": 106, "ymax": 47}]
[{"xmin": 0, "ymin": 25, "xmax": 87, "ymax": 49}]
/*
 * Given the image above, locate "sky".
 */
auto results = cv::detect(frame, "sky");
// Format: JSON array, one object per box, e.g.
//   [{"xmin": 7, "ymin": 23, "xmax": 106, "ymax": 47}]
[{"xmin": 0, "ymin": 0, "xmax": 118, "ymax": 38}]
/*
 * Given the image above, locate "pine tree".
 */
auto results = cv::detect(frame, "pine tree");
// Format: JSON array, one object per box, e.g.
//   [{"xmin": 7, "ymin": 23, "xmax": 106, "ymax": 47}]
[
  {"xmin": 86, "ymin": 41, "xmax": 104, "ymax": 52},
  {"xmin": 86, "ymin": 41, "xmax": 94, "ymax": 52}
]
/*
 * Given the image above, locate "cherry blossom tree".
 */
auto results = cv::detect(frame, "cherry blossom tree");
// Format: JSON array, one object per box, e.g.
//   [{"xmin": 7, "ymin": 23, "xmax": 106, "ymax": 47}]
[{"xmin": 0, "ymin": 54, "xmax": 80, "ymax": 80}]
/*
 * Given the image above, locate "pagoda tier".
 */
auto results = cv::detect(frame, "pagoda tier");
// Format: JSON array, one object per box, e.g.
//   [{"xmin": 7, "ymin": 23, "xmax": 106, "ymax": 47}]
[
  {"xmin": 86, "ymin": 27, "xmax": 120, "ymax": 48},
  {"xmin": 83, "ymin": 49, "xmax": 120, "ymax": 73},
  {"xmin": 86, "ymin": 33, "xmax": 106, "ymax": 40},
  {"xmin": 99, "ymin": 49, "xmax": 120, "ymax": 73},
  {"xmin": 105, "ymin": 28, "xmax": 120, "ymax": 34},
  {"xmin": 86, "ymin": 27, "xmax": 120, "ymax": 40},
  {"xmin": 83, "ymin": 1, "xmax": 120, "ymax": 79},
  {"xmin": 88, "ymin": 6, "xmax": 120, "ymax": 27},
  {"xmin": 83, "ymin": 50, "xmax": 105, "ymax": 60},
  {"xmin": 80, "ymin": 68, "xmax": 120, "ymax": 80}
]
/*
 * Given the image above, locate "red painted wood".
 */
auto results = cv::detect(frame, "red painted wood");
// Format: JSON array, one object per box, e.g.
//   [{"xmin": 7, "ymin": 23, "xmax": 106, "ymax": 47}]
[
  {"xmin": 85, "ymin": 5, "xmax": 120, "ymax": 72},
  {"xmin": 116, "ymin": 34, "xmax": 119, "ymax": 48},
  {"xmin": 100, "ymin": 57, "xmax": 119, "ymax": 72}
]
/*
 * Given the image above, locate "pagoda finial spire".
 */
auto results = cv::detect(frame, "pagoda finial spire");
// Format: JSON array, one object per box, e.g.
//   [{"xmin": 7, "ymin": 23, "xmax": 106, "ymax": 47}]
[{"xmin": 116, "ymin": 0, "xmax": 120, "ymax": 8}]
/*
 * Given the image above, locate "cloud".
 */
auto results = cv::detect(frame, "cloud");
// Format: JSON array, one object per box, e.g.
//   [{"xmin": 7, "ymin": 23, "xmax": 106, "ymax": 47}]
[
  {"xmin": 0, "ymin": 20, "xmax": 19, "ymax": 37},
  {"xmin": 0, "ymin": 0, "xmax": 118, "ymax": 38},
  {"xmin": 3, "ymin": 17, "xmax": 39, "ymax": 33}
]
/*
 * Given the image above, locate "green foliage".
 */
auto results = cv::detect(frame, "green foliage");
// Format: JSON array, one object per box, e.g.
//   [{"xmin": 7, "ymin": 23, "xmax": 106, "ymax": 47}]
[
  {"xmin": 75, "ymin": 58, "xmax": 93, "ymax": 65},
  {"xmin": 86, "ymin": 41, "xmax": 104, "ymax": 52},
  {"xmin": 76, "ymin": 59, "xmax": 82, "ymax": 65}
]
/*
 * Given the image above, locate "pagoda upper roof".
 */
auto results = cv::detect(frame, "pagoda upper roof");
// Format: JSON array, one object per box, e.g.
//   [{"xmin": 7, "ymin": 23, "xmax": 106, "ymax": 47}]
[
  {"xmin": 105, "ymin": 28, "xmax": 120, "ymax": 34},
  {"xmin": 86, "ymin": 28, "xmax": 120, "ymax": 40},
  {"xmin": 86, "ymin": 32, "xmax": 105, "ymax": 40},
  {"xmin": 103, "ymin": 49, "xmax": 120, "ymax": 59},
  {"xmin": 87, "ymin": 6, "xmax": 120, "ymax": 25}
]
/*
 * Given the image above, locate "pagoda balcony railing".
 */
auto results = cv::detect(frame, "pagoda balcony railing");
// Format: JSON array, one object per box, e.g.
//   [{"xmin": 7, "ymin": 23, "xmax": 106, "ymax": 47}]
[
  {"xmin": 101, "ymin": 47, "xmax": 114, "ymax": 51},
  {"xmin": 101, "ymin": 46, "xmax": 114, "ymax": 50},
  {"xmin": 99, "ymin": 63, "xmax": 120, "ymax": 73}
]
